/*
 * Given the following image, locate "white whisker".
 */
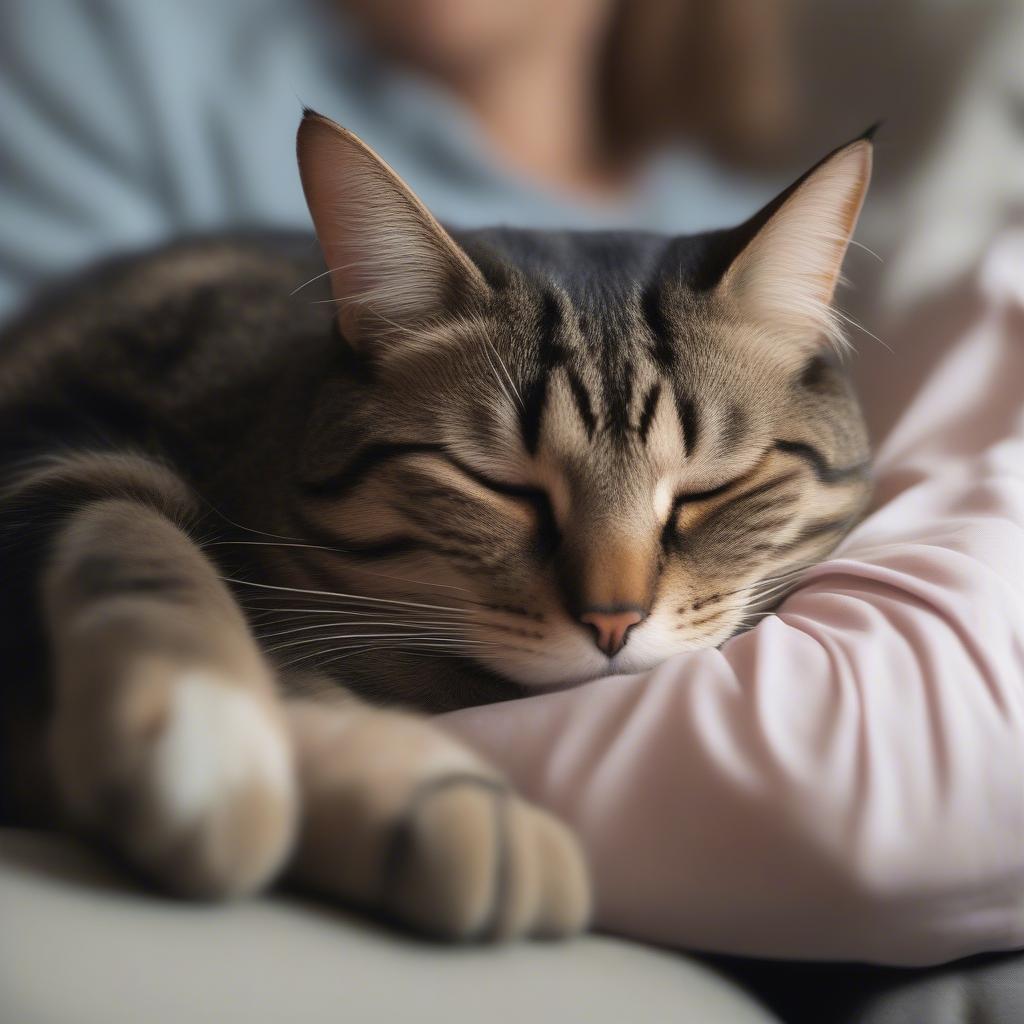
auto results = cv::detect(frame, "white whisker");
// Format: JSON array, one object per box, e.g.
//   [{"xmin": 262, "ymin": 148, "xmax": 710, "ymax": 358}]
[
  {"xmin": 220, "ymin": 576, "xmax": 470, "ymax": 614},
  {"xmin": 480, "ymin": 332, "xmax": 522, "ymax": 409},
  {"xmin": 833, "ymin": 307, "xmax": 891, "ymax": 352},
  {"xmin": 243, "ymin": 603, "xmax": 474, "ymax": 621},
  {"xmin": 288, "ymin": 261, "xmax": 362, "ymax": 296},
  {"xmin": 265, "ymin": 631, "xmax": 490, "ymax": 655},
  {"xmin": 257, "ymin": 618, "xmax": 481, "ymax": 642},
  {"xmin": 208, "ymin": 538, "xmax": 474, "ymax": 594},
  {"xmin": 276, "ymin": 637, "xmax": 498, "ymax": 671},
  {"xmin": 846, "ymin": 238, "xmax": 884, "ymax": 262}
]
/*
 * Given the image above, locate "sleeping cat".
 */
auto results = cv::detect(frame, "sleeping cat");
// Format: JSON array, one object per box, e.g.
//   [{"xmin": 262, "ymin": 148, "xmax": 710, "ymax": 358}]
[{"xmin": 0, "ymin": 111, "xmax": 872, "ymax": 940}]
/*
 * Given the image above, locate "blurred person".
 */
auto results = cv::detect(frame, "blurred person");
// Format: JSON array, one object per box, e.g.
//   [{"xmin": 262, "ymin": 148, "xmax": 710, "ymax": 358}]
[{"xmin": 0, "ymin": 0, "xmax": 797, "ymax": 321}]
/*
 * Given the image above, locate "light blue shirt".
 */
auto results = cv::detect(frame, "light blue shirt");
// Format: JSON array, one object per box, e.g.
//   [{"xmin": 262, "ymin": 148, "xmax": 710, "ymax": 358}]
[{"xmin": 0, "ymin": 0, "xmax": 774, "ymax": 321}]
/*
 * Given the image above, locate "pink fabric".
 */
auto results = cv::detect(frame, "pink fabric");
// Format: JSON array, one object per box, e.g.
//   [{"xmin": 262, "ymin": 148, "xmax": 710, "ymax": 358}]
[{"xmin": 439, "ymin": 231, "xmax": 1024, "ymax": 965}]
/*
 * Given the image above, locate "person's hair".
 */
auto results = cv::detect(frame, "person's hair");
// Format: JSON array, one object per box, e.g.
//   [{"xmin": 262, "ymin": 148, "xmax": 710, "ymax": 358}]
[{"xmin": 602, "ymin": 0, "xmax": 798, "ymax": 168}]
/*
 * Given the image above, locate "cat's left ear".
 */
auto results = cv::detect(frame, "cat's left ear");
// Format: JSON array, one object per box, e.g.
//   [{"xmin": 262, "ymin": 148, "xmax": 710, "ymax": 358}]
[
  {"xmin": 297, "ymin": 110, "xmax": 488, "ymax": 346},
  {"xmin": 719, "ymin": 129, "xmax": 874, "ymax": 348}
]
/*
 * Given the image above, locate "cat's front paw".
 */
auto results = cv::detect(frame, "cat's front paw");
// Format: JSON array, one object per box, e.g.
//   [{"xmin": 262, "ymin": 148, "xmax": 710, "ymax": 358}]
[
  {"xmin": 51, "ymin": 658, "xmax": 298, "ymax": 898},
  {"xmin": 287, "ymin": 703, "xmax": 591, "ymax": 940},
  {"xmin": 384, "ymin": 774, "xmax": 591, "ymax": 941}
]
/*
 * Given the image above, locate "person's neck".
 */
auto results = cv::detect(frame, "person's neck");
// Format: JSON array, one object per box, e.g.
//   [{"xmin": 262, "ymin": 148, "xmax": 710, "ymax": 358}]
[{"xmin": 439, "ymin": 41, "xmax": 627, "ymax": 200}]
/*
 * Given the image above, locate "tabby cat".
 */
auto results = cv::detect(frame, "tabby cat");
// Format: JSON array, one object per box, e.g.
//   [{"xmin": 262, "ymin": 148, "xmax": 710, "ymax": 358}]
[{"xmin": 0, "ymin": 112, "xmax": 873, "ymax": 940}]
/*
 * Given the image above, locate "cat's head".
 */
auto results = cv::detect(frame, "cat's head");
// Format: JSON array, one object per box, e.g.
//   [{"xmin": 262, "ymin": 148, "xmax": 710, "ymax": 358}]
[{"xmin": 293, "ymin": 111, "xmax": 872, "ymax": 688}]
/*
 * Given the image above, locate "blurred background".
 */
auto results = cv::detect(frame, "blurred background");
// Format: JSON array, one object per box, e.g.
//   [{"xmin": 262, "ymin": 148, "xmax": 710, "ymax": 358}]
[{"xmin": 2, "ymin": 0, "xmax": 1023, "ymax": 327}]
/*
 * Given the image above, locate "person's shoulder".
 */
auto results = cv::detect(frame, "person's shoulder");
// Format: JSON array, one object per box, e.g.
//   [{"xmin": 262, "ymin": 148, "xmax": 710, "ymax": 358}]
[
  {"xmin": 0, "ymin": 0, "xmax": 243, "ymax": 90},
  {"xmin": 1, "ymin": 0, "xmax": 298, "ymax": 68}
]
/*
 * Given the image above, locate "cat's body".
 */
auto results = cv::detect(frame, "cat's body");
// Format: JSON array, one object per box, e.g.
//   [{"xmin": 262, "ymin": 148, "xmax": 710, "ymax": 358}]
[
  {"xmin": 0, "ymin": 114, "xmax": 873, "ymax": 939},
  {"xmin": 0, "ymin": 233, "xmax": 518, "ymax": 739}
]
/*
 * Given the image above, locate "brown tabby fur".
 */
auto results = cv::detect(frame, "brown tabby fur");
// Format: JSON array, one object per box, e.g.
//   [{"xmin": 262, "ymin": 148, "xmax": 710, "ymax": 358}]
[{"xmin": 0, "ymin": 114, "xmax": 872, "ymax": 939}]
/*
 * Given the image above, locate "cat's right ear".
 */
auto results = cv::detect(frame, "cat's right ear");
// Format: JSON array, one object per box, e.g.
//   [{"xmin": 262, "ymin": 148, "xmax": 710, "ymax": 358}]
[
  {"xmin": 297, "ymin": 110, "xmax": 488, "ymax": 346},
  {"xmin": 717, "ymin": 130, "xmax": 874, "ymax": 351}
]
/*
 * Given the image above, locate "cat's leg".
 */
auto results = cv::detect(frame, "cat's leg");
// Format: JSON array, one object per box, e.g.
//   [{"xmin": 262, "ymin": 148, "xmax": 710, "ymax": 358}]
[
  {"xmin": 284, "ymin": 688, "xmax": 591, "ymax": 940},
  {"xmin": 32, "ymin": 454, "xmax": 297, "ymax": 897}
]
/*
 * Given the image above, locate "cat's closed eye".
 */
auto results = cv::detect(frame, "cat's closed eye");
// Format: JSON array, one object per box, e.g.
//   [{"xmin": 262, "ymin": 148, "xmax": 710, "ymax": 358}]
[{"xmin": 425, "ymin": 450, "xmax": 562, "ymax": 552}]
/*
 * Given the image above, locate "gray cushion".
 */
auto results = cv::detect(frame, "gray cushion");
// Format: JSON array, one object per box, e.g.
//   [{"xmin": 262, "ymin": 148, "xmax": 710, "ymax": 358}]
[
  {"xmin": 0, "ymin": 829, "xmax": 778, "ymax": 1024},
  {"xmin": 8, "ymin": 828, "xmax": 1024, "ymax": 1023}
]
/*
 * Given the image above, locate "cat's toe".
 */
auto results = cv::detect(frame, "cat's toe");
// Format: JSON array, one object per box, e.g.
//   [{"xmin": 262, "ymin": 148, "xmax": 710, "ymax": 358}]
[
  {"xmin": 53, "ymin": 661, "xmax": 298, "ymax": 898},
  {"xmin": 385, "ymin": 775, "xmax": 591, "ymax": 941}
]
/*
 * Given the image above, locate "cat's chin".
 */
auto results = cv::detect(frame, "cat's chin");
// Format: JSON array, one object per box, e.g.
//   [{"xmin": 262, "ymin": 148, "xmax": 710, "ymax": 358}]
[
  {"xmin": 473, "ymin": 653, "xmax": 611, "ymax": 691},
  {"xmin": 474, "ymin": 610, "xmax": 735, "ymax": 689},
  {"xmin": 477, "ymin": 637, "xmax": 695, "ymax": 691}
]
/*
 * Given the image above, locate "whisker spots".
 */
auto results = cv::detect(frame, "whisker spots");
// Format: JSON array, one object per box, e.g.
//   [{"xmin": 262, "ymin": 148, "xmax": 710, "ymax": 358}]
[
  {"xmin": 679, "ymin": 593, "xmax": 721, "ymax": 615},
  {"xmin": 688, "ymin": 611, "xmax": 730, "ymax": 629}
]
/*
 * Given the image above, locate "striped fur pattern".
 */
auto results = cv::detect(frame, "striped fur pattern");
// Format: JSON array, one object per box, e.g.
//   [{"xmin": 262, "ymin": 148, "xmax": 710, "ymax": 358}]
[
  {"xmin": 293, "ymin": 228, "xmax": 872, "ymax": 689},
  {"xmin": 0, "ymin": 115, "xmax": 872, "ymax": 934},
  {"xmin": 291, "ymin": 112, "xmax": 874, "ymax": 690}
]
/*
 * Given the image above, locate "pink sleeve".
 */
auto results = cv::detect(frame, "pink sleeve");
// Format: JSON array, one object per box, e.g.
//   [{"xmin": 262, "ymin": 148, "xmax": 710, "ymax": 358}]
[{"xmin": 438, "ymin": 232, "xmax": 1024, "ymax": 965}]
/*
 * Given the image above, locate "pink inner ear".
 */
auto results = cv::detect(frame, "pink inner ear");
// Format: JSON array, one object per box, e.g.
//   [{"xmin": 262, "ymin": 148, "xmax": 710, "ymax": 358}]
[
  {"xmin": 721, "ymin": 140, "xmax": 872, "ymax": 350},
  {"xmin": 296, "ymin": 112, "xmax": 486, "ymax": 345}
]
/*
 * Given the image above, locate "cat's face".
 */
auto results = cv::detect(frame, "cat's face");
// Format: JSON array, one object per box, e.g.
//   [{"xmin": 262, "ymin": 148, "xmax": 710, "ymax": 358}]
[{"xmin": 294, "ymin": 112, "xmax": 872, "ymax": 688}]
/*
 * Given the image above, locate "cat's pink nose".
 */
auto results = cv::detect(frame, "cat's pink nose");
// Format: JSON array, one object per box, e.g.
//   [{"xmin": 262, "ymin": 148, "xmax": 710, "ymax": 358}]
[{"xmin": 579, "ymin": 608, "xmax": 645, "ymax": 657}]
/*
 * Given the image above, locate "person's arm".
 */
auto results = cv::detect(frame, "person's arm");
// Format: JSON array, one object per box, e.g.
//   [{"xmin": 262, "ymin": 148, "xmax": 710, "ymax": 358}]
[
  {"xmin": 0, "ymin": 0, "xmax": 176, "ymax": 319},
  {"xmin": 440, "ymin": 238, "xmax": 1024, "ymax": 966}
]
